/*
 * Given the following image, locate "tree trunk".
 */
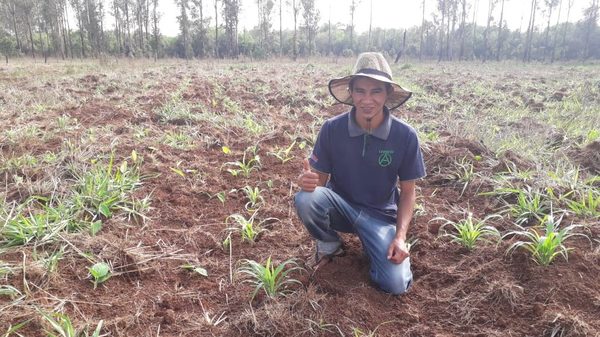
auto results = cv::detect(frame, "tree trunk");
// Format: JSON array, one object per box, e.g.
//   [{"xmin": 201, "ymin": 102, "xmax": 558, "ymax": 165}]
[
  {"xmin": 214, "ymin": 0, "xmax": 218, "ymax": 58},
  {"xmin": 368, "ymin": 0, "xmax": 372, "ymax": 50},
  {"xmin": 280, "ymin": 0, "xmax": 283, "ymax": 57},
  {"xmin": 459, "ymin": 0, "xmax": 467, "ymax": 60},
  {"xmin": 153, "ymin": 0, "xmax": 158, "ymax": 60},
  {"xmin": 26, "ymin": 16, "xmax": 36, "ymax": 59},
  {"xmin": 523, "ymin": 0, "xmax": 537, "ymax": 62},
  {"xmin": 551, "ymin": 0, "xmax": 563, "ymax": 62},
  {"xmin": 419, "ymin": 0, "xmax": 425, "ymax": 60},
  {"xmin": 438, "ymin": 0, "xmax": 446, "ymax": 62},
  {"xmin": 9, "ymin": 2, "xmax": 22, "ymax": 52},
  {"xmin": 64, "ymin": 2, "xmax": 74, "ymax": 58},
  {"xmin": 395, "ymin": 30, "xmax": 406, "ymax": 63},
  {"xmin": 543, "ymin": 2, "xmax": 554, "ymax": 61},
  {"xmin": 293, "ymin": 0, "xmax": 297, "ymax": 60},
  {"xmin": 496, "ymin": 0, "xmax": 505, "ymax": 61},
  {"xmin": 560, "ymin": 0, "xmax": 573, "ymax": 60},
  {"xmin": 471, "ymin": 0, "xmax": 479, "ymax": 59}
]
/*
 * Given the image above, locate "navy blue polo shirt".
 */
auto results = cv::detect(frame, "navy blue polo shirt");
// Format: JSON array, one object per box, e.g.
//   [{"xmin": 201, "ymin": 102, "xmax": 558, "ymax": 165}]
[{"xmin": 309, "ymin": 107, "xmax": 426, "ymax": 223}]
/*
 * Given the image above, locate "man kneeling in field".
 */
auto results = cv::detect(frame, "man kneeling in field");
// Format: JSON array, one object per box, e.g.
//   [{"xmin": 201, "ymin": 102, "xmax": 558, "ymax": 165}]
[{"xmin": 294, "ymin": 52, "xmax": 426, "ymax": 295}]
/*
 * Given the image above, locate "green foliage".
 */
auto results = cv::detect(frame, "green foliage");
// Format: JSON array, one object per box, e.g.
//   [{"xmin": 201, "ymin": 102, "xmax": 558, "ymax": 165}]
[
  {"xmin": 436, "ymin": 213, "xmax": 501, "ymax": 250},
  {"xmin": 88, "ymin": 262, "xmax": 111, "ymax": 289},
  {"xmin": 565, "ymin": 189, "xmax": 600, "ymax": 218},
  {"xmin": 224, "ymin": 148, "xmax": 261, "ymax": 177},
  {"xmin": 226, "ymin": 212, "xmax": 267, "ymax": 243},
  {"xmin": 71, "ymin": 151, "xmax": 144, "ymax": 222},
  {"xmin": 445, "ymin": 157, "xmax": 479, "ymax": 197},
  {"xmin": 499, "ymin": 186, "xmax": 551, "ymax": 225},
  {"xmin": 504, "ymin": 213, "xmax": 587, "ymax": 266},
  {"xmin": 268, "ymin": 140, "xmax": 297, "ymax": 164},
  {"xmin": 0, "ymin": 197, "xmax": 71, "ymax": 247},
  {"xmin": 241, "ymin": 185, "xmax": 264, "ymax": 211},
  {"xmin": 162, "ymin": 130, "xmax": 194, "ymax": 149},
  {"xmin": 41, "ymin": 311, "xmax": 103, "ymax": 337},
  {"xmin": 237, "ymin": 256, "xmax": 303, "ymax": 300},
  {"xmin": 181, "ymin": 264, "xmax": 209, "ymax": 277}
]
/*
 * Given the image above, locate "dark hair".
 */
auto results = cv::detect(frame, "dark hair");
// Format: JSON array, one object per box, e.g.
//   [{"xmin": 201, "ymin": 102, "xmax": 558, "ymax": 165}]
[{"xmin": 349, "ymin": 76, "xmax": 393, "ymax": 93}]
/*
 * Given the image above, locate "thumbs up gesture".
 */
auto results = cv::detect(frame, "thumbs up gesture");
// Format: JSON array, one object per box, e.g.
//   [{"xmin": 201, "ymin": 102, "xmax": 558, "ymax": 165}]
[{"xmin": 299, "ymin": 158, "xmax": 320, "ymax": 192}]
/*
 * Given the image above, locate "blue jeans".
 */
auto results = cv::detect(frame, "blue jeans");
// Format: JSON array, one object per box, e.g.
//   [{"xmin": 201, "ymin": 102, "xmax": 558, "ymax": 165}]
[{"xmin": 294, "ymin": 187, "xmax": 412, "ymax": 295}]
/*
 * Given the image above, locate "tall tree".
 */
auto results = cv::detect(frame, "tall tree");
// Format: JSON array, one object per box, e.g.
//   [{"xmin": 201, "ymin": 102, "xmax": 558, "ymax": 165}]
[
  {"xmin": 560, "ymin": 0, "xmax": 574, "ymax": 59},
  {"xmin": 458, "ymin": 0, "xmax": 467, "ymax": 60},
  {"xmin": 257, "ymin": 0, "xmax": 274, "ymax": 52},
  {"xmin": 523, "ymin": 0, "xmax": 538, "ymax": 62},
  {"xmin": 4, "ymin": 0, "xmax": 22, "ymax": 53},
  {"xmin": 279, "ymin": 0, "xmax": 283, "ymax": 56},
  {"xmin": 582, "ymin": 0, "xmax": 599, "ymax": 59},
  {"xmin": 152, "ymin": 0, "xmax": 159, "ymax": 59},
  {"xmin": 543, "ymin": 0, "xmax": 559, "ymax": 61},
  {"xmin": 349, "ymin": 0, "xmax": 359, "ymax": 51},
  {"xmin": 301, "ymin": 0, "xmax": 319, "ymax": 56},
  {"xmin": 482, "ymin": 0, "xmax": 498, "ymax": 62},
  {"xmin": 292, "ymin": 0, "xmax": 298, "ymax": 60},
  {"xmin": 437, "ymin": 0, "xmax": 446, "ymax": 61},
  {"xmin": 214, "ymin": 0, "xmax": 218, "ymax": 57},
  {"xmin": 550, "ymin": 0, "xmax": 563, "ymax": 62},
  {"xmin": 222, "ymin": 0, "xmax": 239, "ymax": 58},
  {"xmin": 22, "ymin": 0, "xmax": 37, "ymax": 58},
  {"xmin": 419, "ymin": 0, "xmax": 426, "ymax": 60},
  {"xmin": 496, "ymin": 0, "xmax": 506, "ymax": 61},
  {"xmin": 471, "ymin": 0, "xmax": 479, "ymax": 59},
  {"xmin": 176, "ymin": 0, "xmax": 192, "ymax": 58}
]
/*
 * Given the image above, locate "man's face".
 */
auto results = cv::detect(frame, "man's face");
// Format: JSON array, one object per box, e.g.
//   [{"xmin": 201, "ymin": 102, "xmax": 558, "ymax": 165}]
[{"xmin": 350, "ymin": 76, "xmax": 389, "ymax": 124}]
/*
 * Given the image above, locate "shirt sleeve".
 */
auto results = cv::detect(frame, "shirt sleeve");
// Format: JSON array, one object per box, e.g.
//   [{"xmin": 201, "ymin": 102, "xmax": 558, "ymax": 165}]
[
  {"xmin": 309, "ymin": 120, "xmax": 332, "ymax": 174},
  {"xmin": 398, "ymin": 128, "xmax": 426, "ymax": 181}
]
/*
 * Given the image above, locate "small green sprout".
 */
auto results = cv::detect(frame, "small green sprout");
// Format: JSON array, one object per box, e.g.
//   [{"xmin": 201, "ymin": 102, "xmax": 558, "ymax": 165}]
[
  {"xmin": 181, "ymin": 264, "xmax": 208, "ymax": 277},
  {"xmin": 88, "ymin": 262, "xmax": 111, "ymax": 289},
  {"xmin": 565, "ymin": 189, "xmax": 600, "ymax": 218},
  {"xmin": 504, "ymin": 212, "xmax": 588, "ymax": 266},
  {"xmin": 224, "ymin": 150, "xmax": 261, "ymax": 177},
  {"xmin": 241, "ymin": 185, "xmax": 264, "ymax": 210},
  {"xmin": 268, "ymin": 140, "xmax": 297, "ymax": 163},
  {"xmin": 237, "ymin": 256, "xmax": 304, "ymax": 300},
  {"xmin": 41, "ymin": 311, "xmax": 103, "ymax": 337},
  {"xmin": 434, "ymin": 213, "xmax": 501, "ymax": 250},
  {"xmin": 226, "ymin": 212, "xmax": 267, "ymax": 243}
]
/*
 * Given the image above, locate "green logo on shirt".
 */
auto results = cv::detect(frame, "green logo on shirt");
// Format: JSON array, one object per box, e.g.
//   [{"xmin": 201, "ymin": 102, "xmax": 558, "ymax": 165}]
[{"xmin": 378, "ymin": 150, "xmax": 393, "ymax": 167}]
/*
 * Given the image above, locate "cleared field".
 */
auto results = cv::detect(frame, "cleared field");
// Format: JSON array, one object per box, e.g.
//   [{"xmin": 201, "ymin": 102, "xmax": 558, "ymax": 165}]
[{"xmin": 1, "ymin": 58, "xmax": 599, "ymax": 336}]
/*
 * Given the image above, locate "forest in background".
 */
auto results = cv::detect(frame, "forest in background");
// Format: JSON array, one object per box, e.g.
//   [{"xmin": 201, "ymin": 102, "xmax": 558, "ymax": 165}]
[{"xmin": 0, "ymin": 0, "xmax": 598, "ymax": 63}]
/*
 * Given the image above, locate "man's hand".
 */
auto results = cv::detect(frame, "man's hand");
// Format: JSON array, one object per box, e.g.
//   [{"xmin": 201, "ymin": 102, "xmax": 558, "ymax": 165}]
[
  {"xmin": 387, "ymin": 237, "xmax": 410, "ymax": 264},
  {"xmin": 298, "ymin": 158, "xmax": 320, "ymax": 192}
]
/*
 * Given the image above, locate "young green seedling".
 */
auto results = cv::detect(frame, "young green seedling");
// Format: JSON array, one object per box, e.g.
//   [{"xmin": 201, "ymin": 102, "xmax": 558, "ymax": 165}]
[
  {"xmin": 88, "ymin": 262, "xmax": 111, "ymax": 289},
  {"xmin": 268, "ymin": 140, "xmax": 297, "ymax": 164},
  {"xmin": 226, "ymin": 212, "xmax": 265, "ymax": 243},
  {"xmin": 237, "ymin": 256, "xmax": 304, "ymax": 300},
  {"xmin": 180, "ymin": 263, "xmax": 208, "ymax": 277},
  {"xmin": 504, "ymin": 212, "xmax": 588, "ymax": 266},
  {"xmin": 435, "ymin": 213, "xmax": 501, "ymax": 250},
  {"xmin": 241, "ymin": 185, "xmax": 264, "ymax": 211}
]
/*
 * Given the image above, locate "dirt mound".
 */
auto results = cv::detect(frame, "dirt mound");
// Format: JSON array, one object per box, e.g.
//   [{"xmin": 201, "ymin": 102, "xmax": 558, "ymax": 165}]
[{"xmin": 570, "ymin": 141, "xmax": 600, "ymax": 174}]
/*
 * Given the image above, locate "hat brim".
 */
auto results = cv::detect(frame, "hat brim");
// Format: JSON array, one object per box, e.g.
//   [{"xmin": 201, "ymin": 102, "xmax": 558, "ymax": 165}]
[{"xmin": 328, "ymin": 74, "xmax": 412, "ymax": 110}]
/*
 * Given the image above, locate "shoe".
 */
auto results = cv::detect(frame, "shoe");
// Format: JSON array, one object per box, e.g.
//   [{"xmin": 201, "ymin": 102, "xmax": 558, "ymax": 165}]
[{"xmin": 310, "ymin": 244, "xmax": 345, "ymax": 271}]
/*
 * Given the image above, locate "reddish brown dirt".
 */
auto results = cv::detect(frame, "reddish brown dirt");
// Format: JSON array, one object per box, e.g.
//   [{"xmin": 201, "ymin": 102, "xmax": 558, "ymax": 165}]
[{"xmin": 1, "ymin": 61, "xmax": 599, "ymax": 337}]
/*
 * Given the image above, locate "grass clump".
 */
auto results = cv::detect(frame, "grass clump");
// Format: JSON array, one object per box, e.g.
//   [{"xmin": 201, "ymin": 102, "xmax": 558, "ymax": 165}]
[
  {"xmin": 504, "ymin": 212, "xmax": 587, "ymax": 266},
  {"xmin": 237, "ymin": 256, "xmax": 303, "ymax": 300},
  {"xmin": 435, "ymin": 212, "xmax": 501, "ymax": 250}
]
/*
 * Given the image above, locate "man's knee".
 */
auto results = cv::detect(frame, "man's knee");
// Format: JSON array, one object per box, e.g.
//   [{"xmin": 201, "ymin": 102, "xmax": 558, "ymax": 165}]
[
  {"xmin": 373, "ymin": 260, "xmax": 413, "ymax": 295},
  {"xmin": 294, "ymin": 187, "xmax": 326, "ymax": 213}
]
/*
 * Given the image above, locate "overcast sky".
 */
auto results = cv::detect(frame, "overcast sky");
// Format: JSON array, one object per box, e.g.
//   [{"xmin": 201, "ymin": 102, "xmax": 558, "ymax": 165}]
[{"xmin": 156, "ymin": 0, "xmax": 588, "ymax": 37}]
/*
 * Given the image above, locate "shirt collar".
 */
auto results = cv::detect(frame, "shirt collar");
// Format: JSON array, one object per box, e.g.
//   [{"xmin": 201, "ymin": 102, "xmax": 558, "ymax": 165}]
[{"xmin": 348, "ymin": 107, "xmax": 392, "ymax": 140}]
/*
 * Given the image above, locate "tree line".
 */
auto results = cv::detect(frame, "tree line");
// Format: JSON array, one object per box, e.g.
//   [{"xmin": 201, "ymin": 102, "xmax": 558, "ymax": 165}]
[{"xmin": 0, "ymin": 0, "xmax": 598, "ymax": 63}]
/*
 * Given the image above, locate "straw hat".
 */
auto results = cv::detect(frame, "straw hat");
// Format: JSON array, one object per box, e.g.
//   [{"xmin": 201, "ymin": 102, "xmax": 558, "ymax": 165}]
[{"xmin": 328, "ymin": 52, "xmax": 412, "ymax": 110}]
